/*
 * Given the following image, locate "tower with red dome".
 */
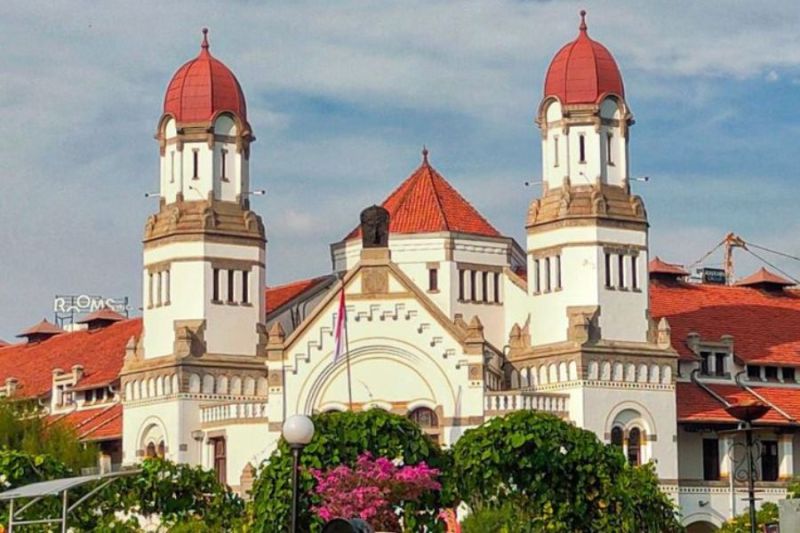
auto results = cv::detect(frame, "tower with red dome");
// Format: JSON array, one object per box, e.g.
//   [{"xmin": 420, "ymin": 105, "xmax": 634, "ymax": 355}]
[
  {"xmin": 122, "ymin": 30, "xmax": 268, "ymax": 474},
  {"xmin": 514, "ymin": 11, "xmax": 678, "ymax": 481}
]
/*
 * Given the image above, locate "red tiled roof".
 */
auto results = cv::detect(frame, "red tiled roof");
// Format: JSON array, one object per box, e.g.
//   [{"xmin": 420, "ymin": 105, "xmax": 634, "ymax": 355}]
[
  {"xmin": 164, "ymin": 29, "xmax": 247, "ymax": 123},
  {"xmin": 648, "ymin": 257, "xmax": 688, "ymax": 276},
  {"xmin": 76, "ymin": 308, "xmax": 127, "ymax": 325},
  {"xmin": 0, "ymin": 319, "xmax": 141, "ymax": 398},
  {"xmin": 676, "ymin": 382, "xmax": 788, "ymax": 425},
  {"xmin": 544, "ymin": 11, "xmax": 624, "ymax": 105},
  {"xmin": 346, "ymin": 151, "xmax": 500, "ymax": 240},
  {"xmin": 735, "ymin": 267, "xmax": 794, "ymax": 288},
  {"xmin": 49, "ymin": 404, "xmax": 122, "ymax": 442},
  {"xmin": 16, "ymin": 319, "xmax": 63, "ymax": 339},
  {"xmin": 266, "ymin": 276, "xmax": 331, "ymax": 315},
  {"xmin": 650, "ymin": 281, "xmax": 800, "ymax": 365}
]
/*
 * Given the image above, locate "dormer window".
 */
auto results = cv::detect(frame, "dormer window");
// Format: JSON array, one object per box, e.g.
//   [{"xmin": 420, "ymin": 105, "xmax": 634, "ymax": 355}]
[{"xmin": 700, "ymin": 350, "xmax": 728, "ymax": 377}]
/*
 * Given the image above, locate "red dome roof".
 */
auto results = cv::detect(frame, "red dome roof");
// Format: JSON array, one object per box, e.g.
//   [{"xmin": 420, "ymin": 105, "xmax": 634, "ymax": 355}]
[
  {"xmin": 163, "ymin": 29, "xmax": 247, "ymax": 123},
  {"xmin": 544, "ymin": 11, "xmax": 624, "ymax": 105}
]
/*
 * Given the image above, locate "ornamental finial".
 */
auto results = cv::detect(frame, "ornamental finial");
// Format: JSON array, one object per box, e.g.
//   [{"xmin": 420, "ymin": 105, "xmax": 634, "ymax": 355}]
[
  {"xmin": 201, "ymin": 28, "xmax": 209, "ymax": 50},
  {"xmin": 579, "ymin": 10, "xmax": 587, "ymax": 32},
  {"xmin": 422, "ymin": 145, "xmax": 429, "ymax": 165}
]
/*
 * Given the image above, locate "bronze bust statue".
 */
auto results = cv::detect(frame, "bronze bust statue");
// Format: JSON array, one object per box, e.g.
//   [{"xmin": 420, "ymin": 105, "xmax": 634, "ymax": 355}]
[{"xmin": 360, "ymin": 205, "xmax": 390, "ymax": 248}]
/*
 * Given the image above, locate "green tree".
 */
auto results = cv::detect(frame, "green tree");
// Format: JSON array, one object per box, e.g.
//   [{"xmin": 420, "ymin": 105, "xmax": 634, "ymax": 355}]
[
  {"xmin": 450, "ymin": 411, "xmax": 682, "ymax": 532},
  {"xmin": 718, "ymin": 502, "xmax": 779, "ymax": 533},
  {"xmin": 249, "ymin": 409, "xmax": 450, "ymax": 533},
  {"xmin": 0, "ymin": 400, "xmax": 96, "ymax": 471}
]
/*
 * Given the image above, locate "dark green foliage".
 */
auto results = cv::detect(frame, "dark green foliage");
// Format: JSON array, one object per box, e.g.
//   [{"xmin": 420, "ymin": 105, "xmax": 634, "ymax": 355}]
[
  {"xmin": 249, "ymin": 409, "xmax": 450, "ymax": 533},
  {"xmin": 718, "ymin": 502, "xmax": 779, "ymax": 533},
  {"xmin": 461, "ymin": 502, "xmax": 535, "ymax": 533},
  {"xmin": 449, "ymin": 411, "xmax": 682, "ymax": 532},
  {"xmin": 0, "ymin": 400, "xmax": 97, "ymax": 471}
]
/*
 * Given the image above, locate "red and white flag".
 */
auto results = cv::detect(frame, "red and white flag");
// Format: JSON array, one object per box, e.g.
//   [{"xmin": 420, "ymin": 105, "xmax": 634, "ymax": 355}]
[{"xmin": 333, "ymin": 288, "xmax": 347, "ymax": 362}]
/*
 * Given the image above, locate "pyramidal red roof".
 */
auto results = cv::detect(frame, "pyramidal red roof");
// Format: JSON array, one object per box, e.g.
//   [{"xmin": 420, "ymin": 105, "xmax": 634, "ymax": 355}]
[
  {"xmin": 266, "ymin": 276, "xmax": 333, "ymax": 315},
  {"xmin": 346, "ymin": 149, "xmax": 500, "ymax": 240},
  {"xmin": 16, "ymin": 319, "xmax": 63, "ymax": 339},
  {"xmin": 735, "ymin": 267, "xmax": 794, "ymax": 288},
  {"xmin": 544, "ymin": 11, "xmax": 624, "ymax": 105},
  {"xmin": 163, "ymin": 29, "xmax": 247, "ymax": 123},
  {"xmin": 648, "ymin": 257, "xmax": 689, "ymax": 276}
]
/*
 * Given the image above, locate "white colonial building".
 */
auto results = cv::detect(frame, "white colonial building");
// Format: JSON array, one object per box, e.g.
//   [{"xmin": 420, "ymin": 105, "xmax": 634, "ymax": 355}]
[{"xmin": 6, "ymin": 13, "xmax": 800, "ymax": 532}]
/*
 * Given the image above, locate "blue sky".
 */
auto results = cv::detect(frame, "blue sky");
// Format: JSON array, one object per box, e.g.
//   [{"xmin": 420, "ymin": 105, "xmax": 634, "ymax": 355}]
[{"xmin": 2, "ymin": 1, "xmax": 800, "ymax": 340}]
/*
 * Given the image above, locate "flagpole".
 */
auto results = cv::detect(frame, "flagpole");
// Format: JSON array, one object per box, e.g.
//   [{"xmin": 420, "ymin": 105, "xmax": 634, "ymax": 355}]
[{"xmin": 342, "ymin": 282, "xmax": 354, "ymax": 411}]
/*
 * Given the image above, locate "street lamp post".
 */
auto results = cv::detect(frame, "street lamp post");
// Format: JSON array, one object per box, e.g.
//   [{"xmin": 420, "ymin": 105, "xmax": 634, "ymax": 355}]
[
  {"xmin": 282, "ymin": 414, "xmax": 315, "ymax": 533},
  {"xmin": 724, "ymin": 401, "xmax": 770, "ymax": 533}
]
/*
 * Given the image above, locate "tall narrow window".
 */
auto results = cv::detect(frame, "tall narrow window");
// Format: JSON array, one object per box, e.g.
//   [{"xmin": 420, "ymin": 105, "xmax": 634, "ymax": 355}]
[
  {"xmin": 428, "ymin": 268, "xmax": 438, "ymax": 292},
  {"xmin": 604, "ymin": 253, "xmax": 612, "ymax": 288},
  {"xmin": 482, "ymin": 271, "xmax": 489, "ymax": 302},
  {"xmin": 702, "ymin": 439, "xmax": 720, "ymax": 480},
  {"xmin": 606, "ymin": 132, "xmax": 613, "ymax": 164},
  {"xmin": 241, "ymin": 270, "xmax": 250, "ymax": 304},
  {"xmin": 148, "ymin": 273, "xmax": 154, "ymax": 307},
  {"xmin": 458, "ymin": 269, "xmax": 465, "ymax": 301},
  {"xmin": 493, "ymin": 272, "xmax": 501, "ymax": 303},
  {"xmin": 630, "ymin": 255, "xmax": 638, "ymax": 290},
  {"xmin": 221, "ymin": 149, "xmax": 228, "ymax": 181},
  {"xmin": 553, "ymin": 136, "xmax": 559, "ymax": 167},
  {"xmin": 700, "ymin": 351, "xmax": 711, "ymax": 375},
  {"xmin": 470, "ymin": 270, "xmax": 477, "ymax": 301},
  {"xmin": 611, "ymin": 426, "xmax": 623, "ymax": 449},
  {"xmin": 761, "ymin": 440, "xmax": 779, "ymax": 481},
  {"xmin": 212, "ymin": 268, "xmax": 220, "ymax": 302},
  {"xmin": 192, "ymin": 149, "xmax": 199, "ymax": 179},
  {"xmin": 164, "ymin": 269, "xmax": 171, "ymax": 304},
  {"xmin": 627, "ymin": 428, "xmax": 641, "ymax": 466},
  {"xmin": 155, "ymin": 272, "xmax": 162, "ymax": 307},
  {"xmin": 617, "ymin": 254, "xmax": 625, "ymax": 288},
  {"xmin": 715, "ymin": 353, "xmax": 726, "ymax": 376},
  {"xmin": 579, "ymin": 134, "xmax": 586, "ymax": 163},
  {"xmin": 227, "ymin": 269, "xmax": 235, "ymax": 303},
  {"xmin": 534, "ymin": 259, "xmax": 541, "ymax": 293},
  {"xmin": 544, "ymin": 257, "xmax": 551, "ymax": 292},
  {"xmin": 212, "ymin": 438, "xmax": 227, "ymax": 485},
  {"xmin": 555, "ymin": 255, "xmax": 562, "ymax": 290},
  {"xmin": 170, "ymin": 151, "xmax": 175, "ymax": 183}
]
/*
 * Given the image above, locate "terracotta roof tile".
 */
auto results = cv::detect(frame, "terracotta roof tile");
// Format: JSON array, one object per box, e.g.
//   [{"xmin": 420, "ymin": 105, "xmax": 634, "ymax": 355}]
[
  {"xmin": 648, "ymin": 257, "xmax": 688, "ymax": 276},
  {"xmin": 735, "ymin": 267, "xmax": 794, "ymax": 288},
  {"xmin": 49, "ymin": 404, "xmax": 122, "ymax": 442},
  {"xmin": 164, "ymin": 30, "xmax": 247, "ymax": 123},
  {"xmin": 346, "ymin": 153, "xmax": 499, "ymax": 240},
  {"xmin": 544, "ymin": 11, "xmax": 624, "ymax": 105},
  {"xmin": 650, "ymin": 281, "xmax": 800, "ymax": 365},
  {"xmin": 266, "ymin": 276, "xmax": 332, "ymax": 315},
  {"xmin": 676, "ymin": 382, "xmax": 787, "ymax": 425},
  {"xmin": 0, "ymin": 319, "xmax": 141, "ymax": 398},
  {"xmin": 76, "ymin": 308, "xmax": 127, "ymax": 325},
  {"xmin": 16, "ymin": 319, "xmax": 64, "ymax": 339}
]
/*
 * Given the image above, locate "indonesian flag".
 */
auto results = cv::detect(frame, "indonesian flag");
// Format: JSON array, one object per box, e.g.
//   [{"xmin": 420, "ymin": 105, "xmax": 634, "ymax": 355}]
[{"xmin": 333, "ymin": 288, "xmax": 346, "ymax": 362}]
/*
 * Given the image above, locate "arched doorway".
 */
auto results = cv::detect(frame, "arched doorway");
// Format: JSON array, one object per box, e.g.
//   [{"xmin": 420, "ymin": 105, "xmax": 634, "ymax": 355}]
[
  {"xmin": 409, "ymin": 407, "xmax": 440, "ymax": 443},
  {"xmin": 686, "ymin": 520, "xmax": 718, "ymax": 533}
]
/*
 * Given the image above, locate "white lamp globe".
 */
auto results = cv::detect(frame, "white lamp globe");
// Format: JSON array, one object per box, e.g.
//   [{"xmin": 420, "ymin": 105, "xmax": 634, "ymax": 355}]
[{"xmin": 282, "ymin": 414, "xmax": 315, "ymax": 446}]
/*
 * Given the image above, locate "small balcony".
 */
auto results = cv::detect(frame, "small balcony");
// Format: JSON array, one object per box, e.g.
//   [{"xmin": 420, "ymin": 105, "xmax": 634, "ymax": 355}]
[
  {"xmin": 200, "ymin": 401, "xmax": 268, "ymax": 426},
  {"xmin": 484, "ymin": 391, "xmax": 569, "ymax": 418}
]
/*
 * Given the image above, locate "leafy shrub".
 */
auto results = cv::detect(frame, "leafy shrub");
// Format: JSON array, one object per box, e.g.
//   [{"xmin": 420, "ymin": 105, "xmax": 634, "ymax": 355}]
[
  {"xmin": 249, "ymin": 409, "xmax": 450, "ymax": 532},
  {"xmin": 450, "ymin": 411, "xmax": 681, "ymax": 532}
]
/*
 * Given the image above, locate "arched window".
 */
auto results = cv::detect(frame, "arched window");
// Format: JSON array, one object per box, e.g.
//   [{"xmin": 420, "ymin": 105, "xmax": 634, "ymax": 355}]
[
  {"xmin": 409, "ymin": 407, "xmax": 438, "ymax": 429},
  {"xmin": 627, "ymin": 427, "xmax": 642, "ymax": 466},
  {"xmin": 146, "ymin": 442, "xmax": 157, "ymax": 458},
  {"xmin": 157, "ymin": 440, "xmax": 166, "ymax": 458},
  {"xmin": 611, "ymin": 426, "xmax": 623, "ymax": 449}
]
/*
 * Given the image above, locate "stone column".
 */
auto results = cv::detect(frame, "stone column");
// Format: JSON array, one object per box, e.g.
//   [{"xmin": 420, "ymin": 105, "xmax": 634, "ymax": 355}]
[{"xmin": 779, "ymin": 433, "xmax": 794, "ymax": 480}]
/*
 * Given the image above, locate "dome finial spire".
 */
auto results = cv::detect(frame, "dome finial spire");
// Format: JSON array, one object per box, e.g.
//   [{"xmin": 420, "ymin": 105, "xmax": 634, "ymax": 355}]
[
  {"xmin": 579, "ymin": 10, "xmax": 587, "ymax": 32},
  {"xmin": 201, "ymin": 28, "xmax": 209, "ymax": 50},
  {"xmin": 422, "ymin": 145, "xmax": 429, "ymax": 165}
]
